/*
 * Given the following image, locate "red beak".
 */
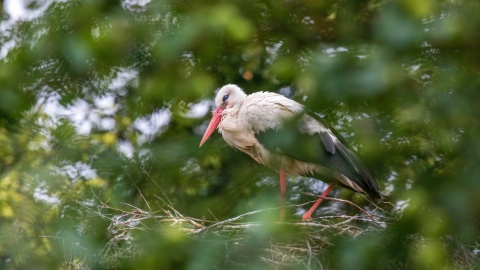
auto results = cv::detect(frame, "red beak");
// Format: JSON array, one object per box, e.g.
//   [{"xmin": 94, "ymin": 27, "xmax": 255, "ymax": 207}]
[{"xmin": 199, "ymin": 106, "xmax": 225, "ymax": 147}]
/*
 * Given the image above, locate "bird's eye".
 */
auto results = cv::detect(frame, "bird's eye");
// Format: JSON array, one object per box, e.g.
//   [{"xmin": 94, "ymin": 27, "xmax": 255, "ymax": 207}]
[{"xmin": 222, "ymin": 94, "xmax": 229, "ymax": 102}]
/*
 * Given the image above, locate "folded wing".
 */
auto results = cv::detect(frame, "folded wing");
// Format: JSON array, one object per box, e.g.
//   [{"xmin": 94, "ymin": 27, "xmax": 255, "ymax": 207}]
[{"xmin": 244, "ymin": 92, "xmax": 379, "ymax": 198}]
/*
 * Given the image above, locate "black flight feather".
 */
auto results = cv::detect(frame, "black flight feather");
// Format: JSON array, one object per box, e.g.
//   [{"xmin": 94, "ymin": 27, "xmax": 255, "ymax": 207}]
[{"xmin": 255, "ymin": 110, "xmax": 379, "ymax": 199}]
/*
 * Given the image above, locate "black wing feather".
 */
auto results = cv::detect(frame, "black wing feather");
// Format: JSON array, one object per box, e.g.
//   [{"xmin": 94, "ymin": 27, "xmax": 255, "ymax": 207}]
[{"xmin": 255, "ymin": 112, "xmax": 379, "ymax": 198}]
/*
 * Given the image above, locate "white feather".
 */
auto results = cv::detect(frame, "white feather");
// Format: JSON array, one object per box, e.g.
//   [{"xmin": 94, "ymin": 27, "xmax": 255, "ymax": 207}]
[{"xmin": 212, "ymin": 84, "xmax": 368, "ymax": 194}]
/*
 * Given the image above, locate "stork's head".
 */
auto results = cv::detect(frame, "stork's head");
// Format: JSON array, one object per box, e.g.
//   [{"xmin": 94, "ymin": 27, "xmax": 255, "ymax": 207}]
[
  {"xmin": 214, "ymin": 84, "xmax": 247, "ymax": 109},
  {"xmin": 199, "ymin": 84, "xmax": 247, "ymax": 147}
]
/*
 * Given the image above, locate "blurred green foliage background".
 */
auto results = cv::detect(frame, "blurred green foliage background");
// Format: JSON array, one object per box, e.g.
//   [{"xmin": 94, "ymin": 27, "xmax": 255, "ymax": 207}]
[{"xmin": 1, "ymin": 0, "xmax": 480, "ymax": 269}]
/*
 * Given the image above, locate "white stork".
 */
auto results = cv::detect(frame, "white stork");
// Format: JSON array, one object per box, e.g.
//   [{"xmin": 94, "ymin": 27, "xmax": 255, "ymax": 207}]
[{"xmin": 199, "ymin": 84, "xmax": 379, "ymax": 220}]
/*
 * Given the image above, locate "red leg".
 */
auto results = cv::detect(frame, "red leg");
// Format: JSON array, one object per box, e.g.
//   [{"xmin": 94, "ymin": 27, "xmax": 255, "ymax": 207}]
[
  {"xmin": 279, "ymin": 168, "xmax": 287, "ymax": 221},
  {"xmin": 302, "ymin": 181, "xmax": 338, "ymax": 221}
]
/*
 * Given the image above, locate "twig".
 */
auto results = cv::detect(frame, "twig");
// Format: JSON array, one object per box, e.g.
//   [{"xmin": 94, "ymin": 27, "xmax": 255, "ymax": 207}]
[
  {"xmin": 122, "ymin": 166, "xmax": 151, "ymax": 211},
  {"xmin": 208, "ymin": 208, "xmax": 219, "ymax": 221},
  {"xmin": 141, "ymin": 165, "xmax": 174, "ymax": 207},
  {"xmin": 164, "ymin": 210, "xmax": 205, "ymax": 229},
  {"xmin": 300, "ymin": 192, "xmax": 385, "ymax": 227},
  {"xmin": 193, "ymin": 207, "xmax": 280, "ymax": 234}
]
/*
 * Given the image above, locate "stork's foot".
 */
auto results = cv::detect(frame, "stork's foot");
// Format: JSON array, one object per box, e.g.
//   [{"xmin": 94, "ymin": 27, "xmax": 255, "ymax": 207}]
[
  {"xmin": 301, "ymin": 213, "xmax": 312, "ymax": 221},
  {"xmin": 301, "ymin": 181, "xmax": 338, "ymax": 221}
]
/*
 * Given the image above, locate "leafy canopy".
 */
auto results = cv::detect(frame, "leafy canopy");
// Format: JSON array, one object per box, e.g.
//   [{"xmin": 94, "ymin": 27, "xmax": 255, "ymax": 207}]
[{"xmin": 1, "ymin": 0, "xmax": 479, "ymax": 269}]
